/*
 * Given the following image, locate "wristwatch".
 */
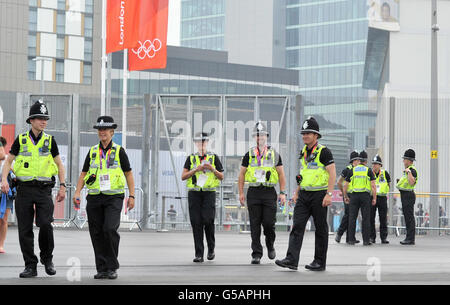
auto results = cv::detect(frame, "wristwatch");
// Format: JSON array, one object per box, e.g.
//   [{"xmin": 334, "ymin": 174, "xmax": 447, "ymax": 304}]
[
  {"xmin": 327, "ymin": 192, "xmax": 333, "ymax": 197},
  {"xmin": 280, "ymin": 190, "xmax": 287, "ymax": 195}
]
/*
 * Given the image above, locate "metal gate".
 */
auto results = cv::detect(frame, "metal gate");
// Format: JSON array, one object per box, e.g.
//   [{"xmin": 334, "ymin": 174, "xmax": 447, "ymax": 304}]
[{"xmin": 141, "ymin": 94, "xmax": 302, "ymax": 231}]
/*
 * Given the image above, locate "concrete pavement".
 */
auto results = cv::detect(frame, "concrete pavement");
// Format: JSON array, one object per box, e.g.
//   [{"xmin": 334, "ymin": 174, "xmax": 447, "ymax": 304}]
[{"xmin": 0, "ymin": 227, "xmax": 449, "ymax": 284}]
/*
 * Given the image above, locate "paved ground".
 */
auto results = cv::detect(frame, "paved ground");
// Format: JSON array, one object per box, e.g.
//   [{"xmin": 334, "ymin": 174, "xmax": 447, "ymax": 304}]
[{"xmin": 0, "ymin": 227, "xmax": 449, "ymax": 285}]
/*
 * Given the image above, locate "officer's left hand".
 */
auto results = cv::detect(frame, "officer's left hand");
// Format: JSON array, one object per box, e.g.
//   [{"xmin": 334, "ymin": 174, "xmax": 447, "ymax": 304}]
[
  {"xmin": 372, "ymin": 198, "xmax": 377, "ymax": 206},
  {"xmin": 278, "ymin": 194, "xmax": 286, "ymax": 204},
  {"xmin": 56, "ymin": 188, "xmax": 66, "ymax": 203},
  {"xmin": 127, "ymin": 197, "xmax": 135, "ymax": 210},
  {"xmin": 203, "ymin": 163, "xmax": 215, "ymax": 171},
  {"xmin": 322, "ymin": 194, "xmax": 332, "ymax": 207}
]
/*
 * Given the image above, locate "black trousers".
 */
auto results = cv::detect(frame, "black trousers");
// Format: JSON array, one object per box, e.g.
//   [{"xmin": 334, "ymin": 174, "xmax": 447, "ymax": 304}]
[
  {"xmin": 15, "ymin": 184, "xmax": 54, "ymax": 268},
  {"xmin": 348, "ymin": 192, "xmax": 371, "ymax": 243},
  {"xmin": 370, "ymin": 196, "xmax": 388, "ymax": 241},
  {"xmin": 286, "ymin": 190, "xmax": 328, "ymax": 267},
  {"xmin": 246, "ymin": 187, "xmax": 277, "ymax": 258},
  {"xmin": 188, "ymin": 190, "xmax": 216, "ymax": 258},
  {"xmin": 400, "ymin": 191, "xmax": 416, "ymax": 242},
  {"xmin": 86, "ymin": 194, "xmax": 123, "ymax": 272},
  {"xmin": 336, "ymin": 197, "xmax": 350, "ymax": 241}
]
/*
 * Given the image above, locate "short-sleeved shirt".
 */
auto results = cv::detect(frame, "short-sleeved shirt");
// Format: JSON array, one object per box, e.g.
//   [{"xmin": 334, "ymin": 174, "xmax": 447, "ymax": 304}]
[
  {"xmin": 184, "ymin": 153, "xmax": 224, "ymax": 172},
  {"xmin": 82, "ymin": 141, "xmax": 132, "ymax": 173},
  {"xmin": 345, "ymin": 165, "xmax": 376, "ymax": 182},
  {"xmin": 340, "ymin": 166, "xmax": 353, "ymax": 179},
  {"xmin": 10, "ymin": 130, "xmax": 59, "ymax": 158},
  {"xmin": 241, "ymin": 146, "xmax": 283, "ymax": 168},
  {"xmin": 301, "ymin": 144, "xmax": 334, "ymax": 167},
  {"xmin": 374, "ymin": 169, "xmax": 391, "ymax": 183}
]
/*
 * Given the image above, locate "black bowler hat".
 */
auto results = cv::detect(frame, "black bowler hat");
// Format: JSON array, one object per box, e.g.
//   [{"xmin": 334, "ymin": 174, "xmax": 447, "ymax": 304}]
[
  {"xmin": 359, "ymin": 150, "xmax": 368, "ymax": 161},
  {"xmin": 402, "ymin": 149, "xmax": 416, "ymax": 161},
  {"xmin": 252, "ymin": 121, "xmax": 269, "ymax": 137},
  {"xmin": 349, "ymin": 150, "xmax": 360, "ymax": 162},
  {"xmin": 193, "ymin": 132, "xmax": 210, "ymax": 142},
  {"xmin": 372, "ymin": 154, "xmax": 383, "ymax": 165},
  {"xmin": 26, "ymin": 100, "xmax": 50, "ymax": 124},
  {"xmin": 93, "ymin": 116, "xmax": 118, "ymax": 129},
  {"xmin": 300, "ymin": 116, "xmax": 321, "ymax": 139}
]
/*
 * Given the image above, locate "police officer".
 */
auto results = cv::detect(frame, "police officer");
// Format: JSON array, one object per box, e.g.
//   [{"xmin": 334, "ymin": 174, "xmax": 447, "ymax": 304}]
[
  {"xmin": 238, "ymin": 121, "xmax": 286, "ymax": 264},
  {"xmin": 343, "ymin": 151, "xmax": 376, "ymax": 245},
  {"xmin": 370, "ymin": 154, "xmax": 391, "ymax": 244},
  {"xmin": 181, "ymin": 132, "xmax": 224, "ymax": 263},
  {"xmin": 335, "ymin": 150, "xmax": 360, "ymax": 244},
  {"xmin": 275, "ymin": 116, "xmax": 335, "ymax": 271},
  {"xmin": 1, "ymin": 100, "xmax": 66, "ymax": 278},
  {"xmin": 396, "ymin": 149, "xmax": 418, "ymax": 245},
  {"xmin": 72, "ymin": 116, "xmax": 135, "ymax": 279}
]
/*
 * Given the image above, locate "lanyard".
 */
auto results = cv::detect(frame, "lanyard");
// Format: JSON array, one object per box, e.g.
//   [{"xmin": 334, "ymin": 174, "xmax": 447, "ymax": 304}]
[
  {"xmin": 304, "ymin": 143, "xmax": 318, "ymax": 163},
  {"xmin": 255, "ymin": 146, "xmax": 267, "ymax": 166},
  {"xmin": 29, "ymin": 134, "xmax": 38, "ymax": 145},
  {"xmin": 99, "ymin": 146, "xmax": 111, "ymax": 170}
]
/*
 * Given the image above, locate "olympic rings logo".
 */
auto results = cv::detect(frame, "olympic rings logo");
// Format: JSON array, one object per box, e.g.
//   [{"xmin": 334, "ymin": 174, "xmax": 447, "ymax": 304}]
[{"xmin": 131, "ymin": 39, "xmax": 162, "ymax": 60}]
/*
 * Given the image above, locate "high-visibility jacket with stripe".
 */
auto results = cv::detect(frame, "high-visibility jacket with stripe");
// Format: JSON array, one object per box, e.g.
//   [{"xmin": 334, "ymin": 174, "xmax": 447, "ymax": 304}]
[
  {"xmin": 244, "ymin": 147, "xmax": 279, "ymax": 187},
  {"xmin": 84, "ymin": 143, "xmax": 125, "ymax": 195},
  {"xmin": 13, "ymin": 131, "xmax": 58, "ymax": 182},
  {"xmin": 396, "ymin": 165, "xmax": 418, "ymax": 192},
  {"xmin": 299, "ymin": 144, "xmax": 329, "ymax": 191},
  {"xmin": 374, "ymin": 169, "xmax": 389, "ymax": 196},
  {"xmin": 349, "ymin": 165, "xmax": 371, "ymax": 193},
  {"xmin": 186, "ymin": 153, "xmax": 221, "ymax": 191}
]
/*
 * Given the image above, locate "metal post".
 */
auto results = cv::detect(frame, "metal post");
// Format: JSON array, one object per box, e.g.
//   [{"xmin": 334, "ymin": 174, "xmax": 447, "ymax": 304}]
[
  {"xmin": 69, "ymin": 94, "xmax": 80, "ymax": 221},
  {"xmin": 142, "ymin": 94, "xmax": 153, "ymax": 229},
  {"xmin": 430, "ymin": 0, "xmax": 439, "ymax": 235},
  {"xmin": 388, "ymin": 97, "xmax": 395, "ymax": 232},
  {"xmin": 157, "ymin": 196, "xmax": 168, "ymax": 232},
  {"xmin": 106, "ymin": 53, "xmax": 112, "ymax": 116},
  {"xmin": 100, "ymin": 0, "xmax": 107, "ymax": 115},
  {"xmin": 151, "ymin": 95, "xmax": 160, "ymax": 227},
  {"xmin": 122, "ymin": 49, "xmax": 128, "ymax": 149}
]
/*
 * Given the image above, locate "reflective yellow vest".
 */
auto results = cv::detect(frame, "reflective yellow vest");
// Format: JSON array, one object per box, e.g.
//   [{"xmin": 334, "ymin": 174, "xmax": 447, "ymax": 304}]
[
  {"xmin": 349, "ymin": 165, "xmax": 371, "ymax": 193},
  {"xmin": 346, "ymin": 164, "xmax": 355, "ymax": 194},
  {"xmin": 396, "ymin": 165, "xmax": 418, "ymax": 192},
  {"xmin": 13, "ymin": 131, "xmax": 58, "ymax": 182},
  {"xmin": 244, "ymin": 147, "xmax": 279, "ymax": 187},
  {"xmin": 299, "ymin": 144, "xmax": 329, "ymax": 191},
  {"xmin": 84, "ymin": 143, "xmax": 125, "ymax": 195},
  {"xmin": 374, "ymin": 169, "xmax": 389, "ymax": 196},
  {"xmin": 186, "ymin": 153, "xmax": 220, "ymax": 191}
]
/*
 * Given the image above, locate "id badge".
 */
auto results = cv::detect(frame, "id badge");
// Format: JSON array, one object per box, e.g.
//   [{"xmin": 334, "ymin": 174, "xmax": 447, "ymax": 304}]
[
  {"xmin": 197, "ymin": 174, "xmax": 208, "ymax": 188},
  {"xmin": 99, "ymin": 174, "xmax": 111, "ymax": 191},
  {"xmin": 376, "ymin": 184, "xmax": 381, "ymax": 192},
  {"xmin": 263, "ymin": 159, "xmax": 273, "ymax": 167},
  {"xmin": 254, "ymin": 169, "xmax": 266, "ymax": 183}
]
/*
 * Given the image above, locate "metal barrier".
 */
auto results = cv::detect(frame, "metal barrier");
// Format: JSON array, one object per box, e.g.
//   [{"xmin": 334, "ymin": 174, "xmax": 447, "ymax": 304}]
[
  {"xmin": 387, "ymin": 192, "xmax": 450, "ymax": 236},
  {"xmin": 51, "ymin": 186, "xmax": 145, "ymax": 230}
]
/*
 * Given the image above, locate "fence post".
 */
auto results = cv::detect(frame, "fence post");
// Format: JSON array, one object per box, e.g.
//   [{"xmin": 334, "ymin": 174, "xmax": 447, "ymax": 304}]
[{"xmin": 157, "ymin": 195, "xmax": 168, "ymax": 232}]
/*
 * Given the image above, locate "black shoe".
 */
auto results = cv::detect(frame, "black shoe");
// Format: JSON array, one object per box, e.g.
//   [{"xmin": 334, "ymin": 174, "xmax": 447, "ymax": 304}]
[
  {"xmin": 94, "ymin": 271, "xmax": 109, "ymax": 279},
  {"xmin": 335, "ymin": 233, "xmax": 342, "ymax": 243},
  {"xmin": 193, "ymin": 256, "xmax": 204, "ymax": 263},
  {"xmin": 305, "ymin": 261, "xmax": 326, "ymax": 271},
  {"xmin": 400, "ymin": 240, "xmax": 415, "ymax": 245},
  {"xmin": 107, "ymin": 270, "xmax": 118, "ymax": 280},
  {"xmin": 251, "ymin": 257, "xmax": 261, "ymax": 265},
  {"xmin": 355, "ymin": 240, "xmax": 360, "ymax": 244},
  {"xmin": 207, "ymin": 251, "xmax": 215, "ymax": 261},
  {"xmin": 346, "ymin": 240, "xmax": 356, "ymax": 245},
  {"xmin": 40, "ymin": 259, "xmax": 56, "ymax": 276},
  {"xmin": 275, "ymin": 258, "xmax": 298, "ymax": 270},
  {"xmin": 19, "ymin": 267, "xmax": 37, "ymax": 278},
  {"xmin": 381, "ymin": 239, "xmax": 389, "ymax": 244},
  {"xmin": 370, "ymin": 238, "xmax": 376, "ymax": 244},
  {"xmin": 363, "ymin": 242, "xmax": 372, "ymax": 246},
  {"xmin": 267, "ymin": 248, "xmax": 276, "ymax": 260}
]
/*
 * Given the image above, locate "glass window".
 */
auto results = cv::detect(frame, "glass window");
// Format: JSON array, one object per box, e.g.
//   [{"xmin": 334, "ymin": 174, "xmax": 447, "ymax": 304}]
[
  {"xmin": 29, "ymin": 0, "xmax": 37, "ymax": 7},
  {"xmin": 85, "ymin": 0, "xmax": 94, "ymax": 14},
  {"xmin": 27, "ymin": 58, "xmax": 36, "ymax": 80},
  {"xmin": 56, "ymin": 36, "xmax": 64, "ymax": 58},
  {"xmin": 84, "ymin": 16, "xmax": 93, "ymax": 37},
  {"xmin": 84, "ymin": 39, "xmax": 92, "ymax": 62},
  {"xmin": 57, "ymin": 12, "xmax": 65, "ymax": 34},
  {"xmin": 287, "ymin": 8, "xmax": 299, "ymax": 26},
  {"xmin": 55, "ymin": 60, "xmax": 64, "ymax": 82},
  {"xmin": 83, "ymin": 63, "xmax": 92, "ymax": 84},
  {"xmin": 29, "ymin": 8, "xmax": 37, "ymax": 31},
  {"xmin": 57, "ymin": 0, "xmax": 66, "ymax": 10},
  {"xmin": 28, "ymin": 33, "xmax": 36, "ymax": 57}
]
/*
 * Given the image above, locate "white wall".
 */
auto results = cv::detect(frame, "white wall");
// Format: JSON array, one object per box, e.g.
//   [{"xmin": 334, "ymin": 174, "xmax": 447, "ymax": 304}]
[
  {"xmin": 37, "ymin": 8, "xmax": 54, "ymax": 33},
  {"xmin": 64, "ymin": 59, "xmax": 81, "ymax": 83}
]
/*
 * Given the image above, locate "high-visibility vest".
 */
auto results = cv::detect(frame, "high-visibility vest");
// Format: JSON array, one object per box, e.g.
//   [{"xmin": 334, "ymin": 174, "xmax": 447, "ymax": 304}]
[
  {"xmin": 84, "ymin": 143, "xmax": 125, "ymax": 195},
  {"xmin": 13, "ymin": 131, "xmax": 58, "ymax": 182},
  {"xmin": 299, "ymin": 144, "xmax": 329, "ymax": 191},
  {"xmin": 345, "ymin": 164, "xmax": 355, "ymax": 194},
  {"xmin": 374, "ymin": 169, "xmax": 389, "ymax": 196},
  {"xmin": 349, "ymin": 165, "xmax": 371, "ymax": 193},
  {"xmin": 396, "ymin": 165, "xmax": 418, "ymax": 192},
  {"xmin": 244, "ymin": 147, "xmax": 279, "ymax": 187},
  {"xmin": 186, "ymin": 153, "xmax": 221, "ymax": 191}
]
